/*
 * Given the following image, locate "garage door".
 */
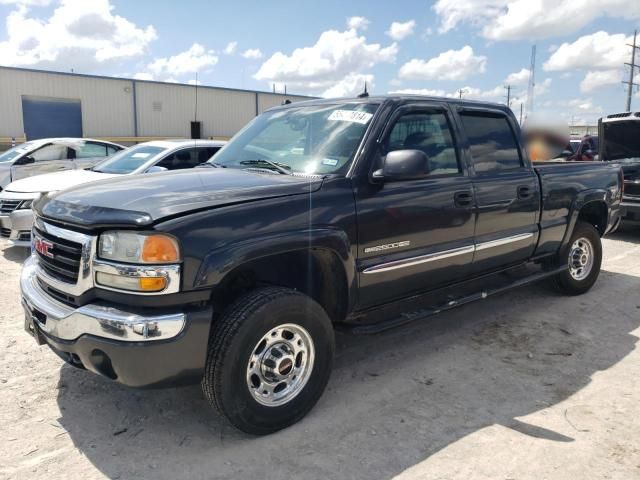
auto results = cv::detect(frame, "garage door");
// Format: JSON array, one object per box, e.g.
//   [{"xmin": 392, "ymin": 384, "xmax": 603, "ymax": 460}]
[{"xmin": 22, "ymin": 95, "xmax": 83, "ymax": 140}]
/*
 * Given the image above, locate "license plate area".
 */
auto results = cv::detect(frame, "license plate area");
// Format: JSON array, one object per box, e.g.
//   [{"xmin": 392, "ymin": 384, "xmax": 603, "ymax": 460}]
[{"xmin": 22, "ymin": 301, "xmax": 46, "ymax": 345}]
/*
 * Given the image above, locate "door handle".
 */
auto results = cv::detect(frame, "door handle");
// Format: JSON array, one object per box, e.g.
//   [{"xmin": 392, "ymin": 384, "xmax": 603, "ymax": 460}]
[
  {"xmin": 517, "ymin": 185, "xmax": 532, "ymax": 199},
  {"xmin": 454, "ymin": 191, "xmax": 473, "ymax": 207}
]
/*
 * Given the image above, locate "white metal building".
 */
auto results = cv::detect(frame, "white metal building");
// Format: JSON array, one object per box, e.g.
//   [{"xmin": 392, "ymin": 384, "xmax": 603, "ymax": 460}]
[{"xmin": 0, "ymin": 66, "xmax": 312, "ymax": 145}]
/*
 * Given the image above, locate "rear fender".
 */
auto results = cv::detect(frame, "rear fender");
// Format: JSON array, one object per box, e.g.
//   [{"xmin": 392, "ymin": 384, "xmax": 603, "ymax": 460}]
[{"xmin": 561, "ymin": 189, "xmax": 609, "ymax": 249}]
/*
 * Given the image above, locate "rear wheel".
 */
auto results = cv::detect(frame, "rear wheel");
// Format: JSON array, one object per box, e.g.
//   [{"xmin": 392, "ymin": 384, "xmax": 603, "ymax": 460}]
[
  {"xmin": 202, "ymin": 287, "xmax": 334, "ymax": 435},
  {"xmin": 550, "ymin": 221, "xmax": 602, "ymax": 295}
]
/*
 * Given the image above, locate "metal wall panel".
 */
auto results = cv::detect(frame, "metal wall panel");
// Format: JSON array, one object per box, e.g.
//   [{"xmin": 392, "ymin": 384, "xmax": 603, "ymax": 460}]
[
  {"xmin": 0, "ymin": 68, "xmax": 134, "ymax": 138},
  {"xmin": 257, "ymin": 93, "xmax": 310, "ymax": 114},
  {"xmin": 135, "ymin": 82, "xmax": 257, "ymax": 138}
]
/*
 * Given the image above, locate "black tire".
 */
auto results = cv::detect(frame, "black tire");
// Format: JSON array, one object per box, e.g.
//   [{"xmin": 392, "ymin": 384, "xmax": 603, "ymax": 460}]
[
  {"xmin": 550, "ymin": 221, "xmax": 602, "ymax": 295},
  {"xmin": 202, "ymin": 287, "xmax": 335, "ymax": 435}
]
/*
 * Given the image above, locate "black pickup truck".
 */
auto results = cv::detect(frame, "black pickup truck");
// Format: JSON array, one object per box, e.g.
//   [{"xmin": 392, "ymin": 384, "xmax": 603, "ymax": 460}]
[
  {"xmin": 22, "ymin": 96, "xmax": 622, "ymax": 434},
  {"xmin": 598, "ymin": 112, "xmax": 640, "ymax": 223}
]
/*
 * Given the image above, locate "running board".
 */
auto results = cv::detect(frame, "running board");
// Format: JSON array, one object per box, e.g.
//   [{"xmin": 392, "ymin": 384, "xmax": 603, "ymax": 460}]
[{"xmin": 348, "ymin": 265, "xmax": 566, "ymax": 335}]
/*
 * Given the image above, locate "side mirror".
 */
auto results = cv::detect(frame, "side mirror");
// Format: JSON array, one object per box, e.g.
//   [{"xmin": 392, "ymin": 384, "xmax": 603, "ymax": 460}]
[
  {"xmin": 146, "ymin": 166, "xmax": 168, "ymax": 173},
  {"xmin": 15, "ymin": 156, "xmax": 35, "ymax": 166},
  {"xmin": 372, "ymin": 149, "xmax": 430, "ymax": 182}
]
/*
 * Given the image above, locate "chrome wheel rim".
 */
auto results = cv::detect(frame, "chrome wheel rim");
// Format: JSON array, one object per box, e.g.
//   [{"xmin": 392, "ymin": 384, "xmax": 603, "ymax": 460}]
[
  {"xmin": 246, "ymin": 323, "xmax": 315, "ymax": 407},
  {"xmin": 568, "ymin": 237, "xmax": 594, "ymax": 281}
]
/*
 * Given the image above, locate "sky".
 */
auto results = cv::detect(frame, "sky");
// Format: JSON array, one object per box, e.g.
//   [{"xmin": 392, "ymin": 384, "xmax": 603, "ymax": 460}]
[{"xmin": 1, "ymin": 0, "xmax": 639, "ymax": 124}]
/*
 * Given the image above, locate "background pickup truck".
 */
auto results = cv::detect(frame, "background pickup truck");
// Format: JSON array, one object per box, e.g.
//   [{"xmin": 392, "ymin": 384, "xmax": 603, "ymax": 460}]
[
  {"xmin": 21, "ymin": 95, "xmax": 622, "ymax": 435},
  {"xmin": 598, "ymin": 112, "xmax": 640, "ymax": 224}
]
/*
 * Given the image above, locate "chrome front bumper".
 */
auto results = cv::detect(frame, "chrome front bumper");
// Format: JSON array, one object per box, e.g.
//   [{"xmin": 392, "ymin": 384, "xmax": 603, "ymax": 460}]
[
  {"xmin": 20, "ymin": 255, "xmax": 186, "ymax": 342},
  {"xmin": 0, "ymin": 209, "xmax": 33, "ymax": 247}
]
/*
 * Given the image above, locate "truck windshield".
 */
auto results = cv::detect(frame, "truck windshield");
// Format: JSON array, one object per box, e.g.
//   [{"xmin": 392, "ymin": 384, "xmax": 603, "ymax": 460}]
[
  {"xmin": 602, "ymin": 122, "xmax": 640, "ymax": 161},
  {"xmin": 92, "ymin": 145, "xmax": 165, "ymax": 174},
  {"xmin": 210, "ymin": 103, "xmax": 379, "ymax": 175},
  {"xmin": 0, "ymin": 142, "xmax": 36, "ymax": 163}
]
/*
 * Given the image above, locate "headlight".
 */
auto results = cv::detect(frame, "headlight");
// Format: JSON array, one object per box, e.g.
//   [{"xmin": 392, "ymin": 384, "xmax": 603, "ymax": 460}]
[{"xmin": 98, "ymin": 231, "xmax": 180, "ymax": 264}]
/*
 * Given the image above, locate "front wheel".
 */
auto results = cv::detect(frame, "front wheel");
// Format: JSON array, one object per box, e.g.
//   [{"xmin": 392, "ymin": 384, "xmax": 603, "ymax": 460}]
[
  {"xmin": 550, "ymin": 221, "xmax": 602, "ymax": 295},
  {"xmin": 202, "ymin": 287, "xmax": 334, "ymax": 435}
]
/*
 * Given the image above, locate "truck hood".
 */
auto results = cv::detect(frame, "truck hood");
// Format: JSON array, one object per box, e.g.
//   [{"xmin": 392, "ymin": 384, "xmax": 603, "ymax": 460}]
[
  {"xmin": 5, "ymin": 169, "xmax": 120, "ymax": 194},
  {"xmin": 35, "ymin": 168, "xmax": 324, "ymax": 228}
]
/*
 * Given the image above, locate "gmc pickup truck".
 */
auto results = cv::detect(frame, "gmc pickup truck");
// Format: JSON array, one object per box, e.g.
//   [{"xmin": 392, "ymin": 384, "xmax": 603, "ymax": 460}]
[{"xmin": 21, "ymin": 96, "xmax": 622, "ymax": 434}]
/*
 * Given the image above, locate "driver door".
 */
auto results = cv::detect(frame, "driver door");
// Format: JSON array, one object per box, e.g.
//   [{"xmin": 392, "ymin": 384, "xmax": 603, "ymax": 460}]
[
  {"xmin": 354, "ymin": 104, "xmax": 476, "ymax": 308},
  {"xmin": 11, "ymin": 143, "xmax": 73, "ymax": 181}
]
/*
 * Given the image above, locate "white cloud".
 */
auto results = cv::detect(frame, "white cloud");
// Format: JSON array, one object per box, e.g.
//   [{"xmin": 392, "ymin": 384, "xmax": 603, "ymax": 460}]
[
  {"xmin": 0, "ymin": 0, "xmax": 51, "ymax": 5},
  {"xmin": 0, "ymin": 0, "xmax": 157, "ymax": 71},
  {"xmin": 389, "ymin": 88, "xmax": 448, "ymax": 97},
  {"xmin": 255, "ymin": 27, "xmax": 397, "ymax": 95},
  {"xmin": 223, "ymin": 41, "xmax": 237, "ymax": 55},
  {"xmin": 580, "ymin": 69, "xmax": 622, "ymax": 92},
  {"xmin": 133, "ymin": 72, "xmax": 153, "ymax": 80},
  {"xmin": 505, "ymin": 68, "xmax": 530, "ymax": 86},
  {"xmin": 322, "ymin": 73, "xmax": 374, "ymax": 97},
  {"xmin": 347, "ymin": 16, "xmax": 369, "ymax": 31},
  {"xmin": 544, "ymin": 31, "xmax": 632, "ymax": 72},
  {"xmin": 433, "ymin": 0, "xmax": 640, "ymax": 40},
  {"xmin": 147, "ymin": 43, "xmax": 218, "ymax": 77},
  {"xmin": 386, "ymin": 20, "xmax": 416, "ymax": 41},
  {"xmin": 242, "ymin": 48, "xmax": 263, "ymax": 60},
  {"xmin": 398, "ymin": 46, "xmax": 487, "ymax": 81}
]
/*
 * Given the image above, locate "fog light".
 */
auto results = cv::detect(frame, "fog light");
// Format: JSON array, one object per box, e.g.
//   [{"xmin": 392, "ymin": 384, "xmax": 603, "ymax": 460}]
[
  {"xmin": 139, "ymin": 277, "xmax": 167, "ymax": 291},
  {"xmin": 96, "ymin": 272, "xmax": 167, "ymax": 292}
]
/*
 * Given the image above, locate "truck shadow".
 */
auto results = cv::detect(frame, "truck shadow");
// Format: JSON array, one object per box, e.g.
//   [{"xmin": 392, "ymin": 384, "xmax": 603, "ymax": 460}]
[
  {"xmin": 1, "ymin": 244, "xmax": 30, "ymax": 264},
  {"xmin": 609, "ymin": 223, "xmax": 640, "ymax": 243},
  {"xmin": 55, "ymin": 270, "xmax": 640, "ymax": 479}
]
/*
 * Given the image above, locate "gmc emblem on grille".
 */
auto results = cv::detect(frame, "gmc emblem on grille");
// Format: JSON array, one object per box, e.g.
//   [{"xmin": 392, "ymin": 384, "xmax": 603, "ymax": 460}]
[{"xmin": 34, "ymin": 237, "xmax": 54, "ymax": 258}]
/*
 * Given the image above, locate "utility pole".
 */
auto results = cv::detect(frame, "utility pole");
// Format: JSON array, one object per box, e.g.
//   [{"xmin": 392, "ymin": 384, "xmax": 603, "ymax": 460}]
[
  {"xmin": 526, "ymin": 45, "xmax": 537, "ymax": 119},
  {"xmin": 623, "ymin": 30, "xmax": 640, "ymax": 112},
  {"xmin": 457, "ymin": 88, "xmax": 467, "ymax": 99},
  {"xmin": 504, "ymin": 85, "xmax": 512, "ymax": 107}
]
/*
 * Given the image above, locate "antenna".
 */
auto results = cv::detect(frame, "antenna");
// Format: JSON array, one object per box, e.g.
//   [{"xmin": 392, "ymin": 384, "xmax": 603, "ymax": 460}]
[
  {"xmin": 526, "ymin": 45, "xmax": 536, "ymax": 119},
  {"xmin": 358, "ymin": 81, "xmax": 369, "ymax": 98}
]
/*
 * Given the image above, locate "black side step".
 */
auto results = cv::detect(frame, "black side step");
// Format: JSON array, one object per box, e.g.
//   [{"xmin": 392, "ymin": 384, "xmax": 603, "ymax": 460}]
[{"xmin": 348, "ymin": 265, "xmax": 566, "ymax": 335}]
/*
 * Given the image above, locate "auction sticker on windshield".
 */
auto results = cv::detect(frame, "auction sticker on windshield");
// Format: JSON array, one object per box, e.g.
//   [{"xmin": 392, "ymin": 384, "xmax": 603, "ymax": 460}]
[
  {"xmin": 328, "ymin": 110, "xmax": 373, "ymax": 124},
  {"xmin": 132, "ymin": 153, "xmax": 152, "ymax": 158}
]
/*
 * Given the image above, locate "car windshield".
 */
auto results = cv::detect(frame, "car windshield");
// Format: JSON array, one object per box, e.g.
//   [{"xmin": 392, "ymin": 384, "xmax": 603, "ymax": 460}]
[
  {"xmin": 209, "ymin": 103, "xmax": 379, "ymax": 175},
  {"xmin": 92, "ymin": 145, "xmax": 165, "ymax": 174},
  {"xmin": 0, "ymin": 142, "xmax": 36, "ymax": 163}
]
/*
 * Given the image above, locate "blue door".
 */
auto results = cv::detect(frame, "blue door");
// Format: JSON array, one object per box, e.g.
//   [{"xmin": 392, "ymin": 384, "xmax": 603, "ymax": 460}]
[{"xmin": 22, "ymin": 96, "xmax": 83, "ymax": 140}]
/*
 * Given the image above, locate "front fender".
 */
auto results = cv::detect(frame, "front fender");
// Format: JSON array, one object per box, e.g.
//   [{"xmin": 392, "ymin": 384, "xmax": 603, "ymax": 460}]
[{"xmin": 194, "ymin": 226, "xmax": 356, "ymax": 293}]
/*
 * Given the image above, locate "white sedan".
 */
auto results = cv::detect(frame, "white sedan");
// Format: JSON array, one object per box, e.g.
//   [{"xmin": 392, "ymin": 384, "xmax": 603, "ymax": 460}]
[{"xmin": 0, "ymin": 139, "xmax": 226, "ymax": 247}]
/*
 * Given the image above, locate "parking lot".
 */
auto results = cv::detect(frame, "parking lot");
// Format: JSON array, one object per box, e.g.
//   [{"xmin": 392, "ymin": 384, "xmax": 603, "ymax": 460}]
[{"xmin": 0, "ymin": 228, "xmax": 638, "ymax": 480}]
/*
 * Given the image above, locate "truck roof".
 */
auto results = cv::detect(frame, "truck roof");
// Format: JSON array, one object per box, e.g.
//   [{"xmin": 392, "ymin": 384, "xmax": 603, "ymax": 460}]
[{"xmin": 267, "ymin": 94, "xmax": 512, "ymax": 113}]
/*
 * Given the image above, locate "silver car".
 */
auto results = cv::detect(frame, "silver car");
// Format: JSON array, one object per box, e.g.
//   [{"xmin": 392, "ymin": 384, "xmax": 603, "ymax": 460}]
[
  {"xmin": 0, "ymin": 138, "xmax": 124, "ymax": 190},
  {"xmin": 0, "ymin": 139, "xmax": 226, "ymax": 247}
]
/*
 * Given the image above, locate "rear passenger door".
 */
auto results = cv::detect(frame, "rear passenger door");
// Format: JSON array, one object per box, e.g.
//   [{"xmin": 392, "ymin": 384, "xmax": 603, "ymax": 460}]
[{"xmin": 457, "ymin": 108, "xmax": 540, "ymax": 274}]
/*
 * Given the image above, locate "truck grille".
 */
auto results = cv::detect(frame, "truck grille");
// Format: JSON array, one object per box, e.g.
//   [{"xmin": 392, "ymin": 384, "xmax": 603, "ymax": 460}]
[
  {"xmin": 33, "ymin": 226, "xmax": 82, "ymax": 283},
  {"xmin": 0, "ymin": 228, "xmax": 10, "ymax": 238},
  {"xmin": 0, "ymin": 199, "xmax": 21, "ymax": 214},
  {"xmin": 625, "ymin": 182, "xmax": 640, "ymax": 197}
]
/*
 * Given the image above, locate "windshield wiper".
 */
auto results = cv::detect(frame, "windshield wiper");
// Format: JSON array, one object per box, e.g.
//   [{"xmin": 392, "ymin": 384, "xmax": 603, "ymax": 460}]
[
  {"xmin": 240, "ymin": 159, "xmax": 292, "ymax": 175},
  {"xmin": 197, "ymin": 162, "xmax": 226, "ymax": 168}
]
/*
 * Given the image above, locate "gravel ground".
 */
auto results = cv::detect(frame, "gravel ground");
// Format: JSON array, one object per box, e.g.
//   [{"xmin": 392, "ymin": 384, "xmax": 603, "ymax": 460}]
[{"xmin": 1, "ymin": 228, "xmax": 639, "ymax": 480}]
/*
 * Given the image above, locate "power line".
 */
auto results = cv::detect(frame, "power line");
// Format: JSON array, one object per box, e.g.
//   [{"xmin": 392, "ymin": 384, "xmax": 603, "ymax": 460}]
[{"xmin": 623, "ymin": 29, "xmax": 640, "ymax": 112}]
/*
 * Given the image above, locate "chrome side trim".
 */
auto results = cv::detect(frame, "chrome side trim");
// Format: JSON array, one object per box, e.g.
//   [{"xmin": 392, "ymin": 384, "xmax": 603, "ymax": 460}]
[
  {"xmin": 93, "ymin": 259, "xmax": 181, "ymax": 295},
  {"xmin": 363, "ymin": 245, "xmax": 474, "ymax": 274},
  {"xmin": 475, "ymin": 232, "xmax": 534, "ymax": 251},
  {"xmin": 21, "ymin": 256, "xmax": 185, "ymax": 341},
  {"xmin": 363, "ymin": 232, "xmax": 535, "ymax": 275}
]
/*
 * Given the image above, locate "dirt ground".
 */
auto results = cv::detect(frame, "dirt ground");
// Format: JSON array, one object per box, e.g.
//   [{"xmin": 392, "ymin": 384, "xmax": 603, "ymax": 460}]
[{"xmin": 1, "ymin": 227, "xmax": 639, "ymax": 480}]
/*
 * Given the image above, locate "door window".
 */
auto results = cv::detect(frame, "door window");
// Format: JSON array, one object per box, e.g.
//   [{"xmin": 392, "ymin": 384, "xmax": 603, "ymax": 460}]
[
  {"xmin": 76, "ymin": 143, "xmax": 108, "ymax": 158},
  {"xmin": 156, "ymin": 148, "xmax": 201, "ymax": 170},
  {"xmin": 460, "ymin": 112, "xmax": 522, "ymax": 173},
  {"xmin": 386, "ymin": 111, "xmax": 460, "ymax": 176},
  {"xmin": 30, "ymin": 144, "xmax": 67, "ymax": 161}
]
